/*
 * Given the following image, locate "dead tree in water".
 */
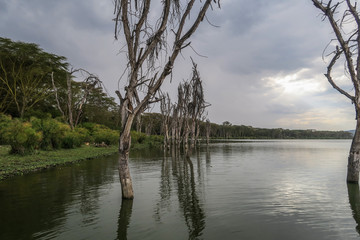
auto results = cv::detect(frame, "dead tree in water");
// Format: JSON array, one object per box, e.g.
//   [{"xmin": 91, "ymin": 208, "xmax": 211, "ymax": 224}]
[
  {"xmin": 312, "ymin": 0, "xmax": 360, "ymax": 183},
  {"xmin": 188, "ymin": 61, "xmax": 209, "ymax": 149},
  {"xmin": 160, "ymin": 93, "xmax": 172, "ymax": 150},
  {"xmin": 205, "ymin": 119, "xmax": 211, "ymax": 144},
  {"xmin": 113, "ymin": 0, "xmax": 220, "ymax": 199}
]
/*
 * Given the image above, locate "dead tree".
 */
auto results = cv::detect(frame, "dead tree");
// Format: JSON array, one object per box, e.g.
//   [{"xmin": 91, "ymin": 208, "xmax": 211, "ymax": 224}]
[
  {"xmin": 205, "ymin": 119, "xmax": 211, "ymax": 145},
  {"xmin": 51, "ymin": 68, "xmax": 101, "ymax": 129},
  {"xmin": 189, "ymin": 61, "xmax": 209, "ymax": 149},
  {"xmin": 160, "ymin": 93, "xmax": 172, "ymax": 150},
  {"xmin": 170, "ymin": 103, "xmax": 178, "ymax": 145},
  {"xmin": 174, "ymin": 84, "xmax": 186, "ymax": 147},
  {"xmin": 182, "ymin": 81, "xmax": 192, "ymax": 150},
  {"xmin": 312, "ymin": 0, "xmax": 360, "ymax": 182},
  {"xmin": 136, "ymin": 114, "xmax": 142, "ymax": 132},
  {"xmin": 113, "ymin": 0, "xmax": 220, "ymax": 199}
]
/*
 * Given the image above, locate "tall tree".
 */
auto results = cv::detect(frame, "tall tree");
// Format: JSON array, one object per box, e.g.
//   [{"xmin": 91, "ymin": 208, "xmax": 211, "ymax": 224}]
[
  {"xmin": 0, "ymin": 37, "xmax": 68, "ymax": 118},
  {"xmin": 312, "ymin": 0, "xmax": 360, "ymax": 182},
  {"xmin": 113, "ymin": 0, "xmax": 220, "ymax": 199}
]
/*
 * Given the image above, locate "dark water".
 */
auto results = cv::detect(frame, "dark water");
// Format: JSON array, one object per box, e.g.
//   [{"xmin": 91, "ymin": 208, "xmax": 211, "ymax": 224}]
[{"xmin": 1, "ymin": 140, "xmax": 360, "ymax": 239}]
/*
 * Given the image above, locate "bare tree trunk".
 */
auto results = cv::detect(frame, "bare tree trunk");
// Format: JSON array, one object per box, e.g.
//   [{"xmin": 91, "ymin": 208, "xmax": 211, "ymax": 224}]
[
  {"xmin": 190, "ymin": 117, "xmax": 196, "ymax": 149},
  {"xmin": 195, "ymin": 119, "xmax": 201, "ymax": 146},
  {"xmin": 206, "ymin": 119, "xmax": 211, "ymax": 145},
  {"xmin": 67, "ymin": 73, "xmax": 74, "ymax": 130},
  {"xmin": 348, "ymin": 116, "xmax": 360, "ymax": 182},
  {"xmin": 118, "ymin": 113, "xmax": 135, "ymax": 199},
  {"xmin": 136, "ymin": 114, "xmax": 142, "ymax": 132},
  {"xmin": 145, "ymin": 121, "xmax": 152, "ymax": 136}
]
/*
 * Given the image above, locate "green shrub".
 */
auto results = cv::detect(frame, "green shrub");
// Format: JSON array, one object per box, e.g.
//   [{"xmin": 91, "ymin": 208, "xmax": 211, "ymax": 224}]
[
  {"xmin": 80, "ymin": 122, "xmax": 97, "ymax": 132},
  {"xmin": 0, "ymin": 114, "xmax": 12, "ymax": 145},
  {"xmin": 131, "ymin": 131, "xmax": 146, "ymax": 144},
  {"xmin": 2, "ymin": 119, "xmax": 42, "ymax": 155},
  {"xmin": 74, "ymin": 127, "xmax": 92, "ymax": 143},
  {"xmin": 92, "ymin": 125, "xmax": 119, "ymax": 145},
  {"xmin": 30, "ymin": 117, "xmax": 70, "ymax": 150},
  {"xmin": 61, "ymin": 131, "xmax": 83, "ymax": 149}
]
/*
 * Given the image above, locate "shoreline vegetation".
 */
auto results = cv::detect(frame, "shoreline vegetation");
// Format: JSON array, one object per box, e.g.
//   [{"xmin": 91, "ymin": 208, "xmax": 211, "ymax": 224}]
[
  {"xmin": 0, "ymin": 131, "xmax": 163, "ymax": 181},
  {"xmin": 0, "ymin": 145, "xmax": 118, "ymax": 181}
]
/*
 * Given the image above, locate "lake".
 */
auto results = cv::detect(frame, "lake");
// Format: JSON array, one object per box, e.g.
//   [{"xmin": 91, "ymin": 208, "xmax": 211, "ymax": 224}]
[{"xmin": 1, "ymin": 139, "xmax": 360, "ymax": 239}]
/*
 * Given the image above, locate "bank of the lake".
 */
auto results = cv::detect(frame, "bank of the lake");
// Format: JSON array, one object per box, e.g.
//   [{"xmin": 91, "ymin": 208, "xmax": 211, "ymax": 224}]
[{"xmin": 0, "ymin": 145, "xmax": 118, "ymax": 181}]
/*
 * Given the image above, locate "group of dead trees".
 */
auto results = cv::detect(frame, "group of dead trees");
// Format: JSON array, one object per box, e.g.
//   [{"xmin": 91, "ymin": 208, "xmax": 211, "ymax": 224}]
[{"xmin": 160, "ymin": 61, "xmax": 210, "ymax": 151}]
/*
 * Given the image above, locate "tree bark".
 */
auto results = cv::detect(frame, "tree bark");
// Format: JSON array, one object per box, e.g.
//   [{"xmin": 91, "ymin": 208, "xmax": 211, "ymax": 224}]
[
  {"xmin": 118, "ymin": 113, "xmax": 135, "ymax": 199},
  {"xmin": 348, "ymin": 117, "xmax": 360, "ymax": 182}
]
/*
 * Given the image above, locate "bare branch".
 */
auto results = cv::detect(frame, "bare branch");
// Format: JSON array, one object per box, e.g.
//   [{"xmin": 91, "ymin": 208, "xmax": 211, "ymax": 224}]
[{"xmin": 325, "ymin": 48, "xmax": 355, "ymax": 101}]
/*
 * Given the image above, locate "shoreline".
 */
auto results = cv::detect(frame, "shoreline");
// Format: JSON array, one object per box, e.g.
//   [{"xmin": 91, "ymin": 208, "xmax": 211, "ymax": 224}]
[{"xmin": 0, "ymin": 145, "xmax": 118, "ymax": 181}]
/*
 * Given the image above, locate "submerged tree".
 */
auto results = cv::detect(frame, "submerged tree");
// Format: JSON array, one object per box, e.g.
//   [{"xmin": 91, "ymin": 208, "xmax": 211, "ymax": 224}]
[
  {"xmin": 312, "ymin": 0, "xmax": 360, "ymax": 182},
  {"xmin": 113, "ymin": 0, "xmax": 220, "ymax": 199}
]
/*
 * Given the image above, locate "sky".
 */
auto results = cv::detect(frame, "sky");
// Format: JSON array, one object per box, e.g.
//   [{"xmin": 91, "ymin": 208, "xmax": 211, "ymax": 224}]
[{"xmin": 0, "ymin": 0, "xmax": 356, "ymax": 131}]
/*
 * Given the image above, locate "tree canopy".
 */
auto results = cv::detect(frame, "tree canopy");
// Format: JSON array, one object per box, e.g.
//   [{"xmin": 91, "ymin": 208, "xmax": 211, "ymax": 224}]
[
  {"xmin": 0, "ymin": 37, "xmax": 68, "ymax": 118},
  {"xmin": 0, "ymin": 37, "xmax": 120, "ymax": 129}
]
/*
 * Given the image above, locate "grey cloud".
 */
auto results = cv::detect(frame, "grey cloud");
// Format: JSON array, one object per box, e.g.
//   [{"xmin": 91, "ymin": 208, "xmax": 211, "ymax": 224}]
[{"xmin": 0, "ymin": 0, "xmax": 354, "ymax": 130}]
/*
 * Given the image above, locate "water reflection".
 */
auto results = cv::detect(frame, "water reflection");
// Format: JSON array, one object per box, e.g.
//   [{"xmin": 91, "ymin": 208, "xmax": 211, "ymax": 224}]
[
  {"xmin": 117, "ymin": 200, "xmax": 133, "ymax": 240},
  {"xmin": 155, "ymin": 148, "xmax": 206, "ymax": 239},
  {"xmin": 0, "ymin": 154, "xmax": 118, "ymax": 240},
  {"xmin": 348, "ymin": 183, "xmax": 360, "ymax": 235}
]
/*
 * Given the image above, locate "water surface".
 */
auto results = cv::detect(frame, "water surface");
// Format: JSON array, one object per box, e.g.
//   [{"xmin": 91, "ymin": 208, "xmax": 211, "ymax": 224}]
[{"xmin": 1, "ymin": 140, "xmax": 359, "ymax": 239}]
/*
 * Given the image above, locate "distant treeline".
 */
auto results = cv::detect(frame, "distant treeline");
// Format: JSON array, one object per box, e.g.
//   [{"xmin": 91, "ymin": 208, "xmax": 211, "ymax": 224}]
[{"xmin": 136, "ymin": 113, "xmax": 353, "ymax": 139}]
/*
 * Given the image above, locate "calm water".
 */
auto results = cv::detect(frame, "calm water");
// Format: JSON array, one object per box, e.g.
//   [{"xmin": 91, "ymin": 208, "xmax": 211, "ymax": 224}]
[{"xmin": 1, "ymin": 140, "xmax": 360, "ymax": 239}]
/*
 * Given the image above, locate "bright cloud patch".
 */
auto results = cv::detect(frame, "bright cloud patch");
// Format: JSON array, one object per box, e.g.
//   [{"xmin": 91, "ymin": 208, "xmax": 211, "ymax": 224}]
[{"xmin": 264, "ymin": 68, "xmax": 327, "ymax": 96}]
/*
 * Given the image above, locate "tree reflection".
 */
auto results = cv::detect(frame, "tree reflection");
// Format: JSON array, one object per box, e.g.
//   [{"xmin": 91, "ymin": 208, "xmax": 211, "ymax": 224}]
[
  {"xmin": 155, "ymin": 148, "xmax": 206, "ymax": 239},
  {"xmin": 348, "ymin": 183, "xmax": 360, "ymax": 235},
  {"xmin": 179, "ymin": 156, "xmax": 206, "ymax": 239},
  {"xmin": 117, "ymin": 199, "xmax": 133, "ymax": 240},
  {"xmin": 0, "ymin": 154, "xmax": 117, "ymax": 240}
]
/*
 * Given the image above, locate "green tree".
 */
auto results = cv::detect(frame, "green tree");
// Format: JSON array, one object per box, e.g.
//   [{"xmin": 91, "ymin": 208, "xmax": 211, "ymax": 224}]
[{"xmin": 0, "ymin": 37, "xmax": 68, "ymax": 118}]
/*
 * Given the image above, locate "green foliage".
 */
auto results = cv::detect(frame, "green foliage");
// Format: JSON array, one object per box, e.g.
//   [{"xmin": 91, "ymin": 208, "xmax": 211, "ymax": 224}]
[
  {"xmin": 2, "ymin": 119, "xmax": 42, "ymax": 155},
  {"xmin": 208, "ymin": 122, "xmax": 353, "ymax": 139},
  {"xmin": 74, "ymin": 127, "xmax": 92, "ymax": 143},
  {"xmin": 130, "ymin": 131, "xmax": 163, "ymax": 149},
  {"xmin": 0, "ymin": 37, "xmax": 68, "ymax": 118},
  {"xmin": 0, "ymin": 145, "xmax": 118, "ymax": 181},
  {"xmin": 131, "ymin": 131, "xmax": 146, "ymax": 144},
  {"xmin": 61, "ymin": 131, "xmax": 83, "ymax": 149},
  {"xmin": 0, "ymin": 113, "xmax": 12, "ymax": 144},
  {"xmin": 92, "ymin": 125, "xmax": 119, "ymax": 145},
  {"xmin": 30, "ymin": 117, "xmax": 69, "ymax": 150}
]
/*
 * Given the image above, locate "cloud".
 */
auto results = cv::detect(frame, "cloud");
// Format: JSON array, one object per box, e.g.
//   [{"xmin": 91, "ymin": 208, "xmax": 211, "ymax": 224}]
[{"xmin": 0, "ymin": 0, "xmax": 355, "ymax": 130}]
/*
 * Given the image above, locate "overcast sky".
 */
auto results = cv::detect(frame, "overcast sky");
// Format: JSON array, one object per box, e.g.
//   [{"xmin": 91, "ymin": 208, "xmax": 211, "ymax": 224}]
[{"xmin": 0, "ymin": 0, "xmax": 356, "ymax": 130}]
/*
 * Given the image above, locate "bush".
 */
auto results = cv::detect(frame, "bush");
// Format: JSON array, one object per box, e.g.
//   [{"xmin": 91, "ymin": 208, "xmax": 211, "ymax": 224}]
[
  {"xmin": 2, "ymin": 119, "xmax": 42, "ymax": 155},
  {"xmin": 74, "ymin": 127, "xmax": 92, "ymax": 143},
  {"xmin": 92, "ymin": 125, "xmax": 119, "ymax": 145},
  {"xmin": 30, "ymin": 117, "xmax": 70, "ymax": 150},
  {"xmin": 131, "ymin": 131, "xmax": 146, "ymax": 144},
  {"xmin": 80, "ymin": 122, "xmax": 97, "ymax": 132},
  {"xmin": 0, "ymin": 114, "xmax": 12, "ymax": 145},
  {"xmin": 61, "ymin": 131, "xmax": 83, "ymax": 149}
]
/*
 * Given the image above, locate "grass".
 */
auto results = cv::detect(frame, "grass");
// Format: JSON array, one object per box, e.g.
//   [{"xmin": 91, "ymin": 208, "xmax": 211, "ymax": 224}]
[{"xmin": 0, "ymin": 145, "xmax": 118, "ymax": 181}]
